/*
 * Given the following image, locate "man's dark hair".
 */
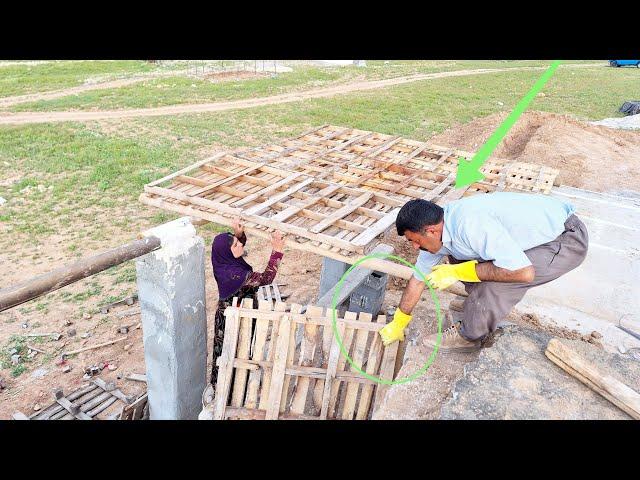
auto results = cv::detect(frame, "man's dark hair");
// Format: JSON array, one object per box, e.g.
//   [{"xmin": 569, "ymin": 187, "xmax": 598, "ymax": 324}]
[{"xmin": 396, "ymin": 199, "xmax": 444, "ymax": 236}]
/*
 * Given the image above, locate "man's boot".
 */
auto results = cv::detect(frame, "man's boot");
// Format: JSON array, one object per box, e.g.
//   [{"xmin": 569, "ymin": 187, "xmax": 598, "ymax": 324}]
[{"xmin": 422, "ymin": 322, "xmax": 481, "ymax": 353}]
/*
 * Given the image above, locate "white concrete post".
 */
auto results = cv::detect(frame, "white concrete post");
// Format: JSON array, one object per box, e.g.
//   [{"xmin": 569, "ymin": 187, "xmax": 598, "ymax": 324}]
[{"xmin": 135, "ymin": 217, "xmax": 208, "ymax": 419}]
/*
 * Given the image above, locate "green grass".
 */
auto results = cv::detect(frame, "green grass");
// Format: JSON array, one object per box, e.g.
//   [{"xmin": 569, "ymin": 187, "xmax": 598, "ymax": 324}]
[
  {"xmin": 6, "ymin": 60, "xmax": 602, "ymax": 113},
  {"xmin": 7, "ymin": 66, "xmax": 350, "ymax": 111},
  {"xmin": 0, "ymin": 63, "xmax": 636, "ymax": 252},
  {"xmin": 0, "ymin": 60, "xmax": 157, "ymax": 98}
]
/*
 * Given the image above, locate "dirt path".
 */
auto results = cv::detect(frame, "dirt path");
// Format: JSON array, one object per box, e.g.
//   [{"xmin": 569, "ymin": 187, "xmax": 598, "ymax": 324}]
[
  {"xmin": 0, "ymin": 64, "xmax": 604, "ymax": 125},
  {"xmin": 0, "ymin": 70, "xmax": 191, "ymax": 108}
]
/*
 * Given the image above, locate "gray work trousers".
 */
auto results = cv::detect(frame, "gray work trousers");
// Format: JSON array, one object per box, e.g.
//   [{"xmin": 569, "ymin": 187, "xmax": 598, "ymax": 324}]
[{"xmin": 457, "ymin": 214, "xmax": 589, "ymax": 341}]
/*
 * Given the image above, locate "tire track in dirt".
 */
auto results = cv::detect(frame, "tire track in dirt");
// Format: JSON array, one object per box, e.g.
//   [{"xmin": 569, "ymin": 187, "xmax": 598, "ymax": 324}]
[{"xmin": 0, "ymin": 64, "xmax": 605, "ymax": 125}]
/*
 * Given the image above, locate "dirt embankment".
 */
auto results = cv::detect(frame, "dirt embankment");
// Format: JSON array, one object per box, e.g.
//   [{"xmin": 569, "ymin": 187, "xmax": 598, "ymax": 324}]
[{"xmin": 431, "ymin": 111, "xmax": 640, "ymax": 194}]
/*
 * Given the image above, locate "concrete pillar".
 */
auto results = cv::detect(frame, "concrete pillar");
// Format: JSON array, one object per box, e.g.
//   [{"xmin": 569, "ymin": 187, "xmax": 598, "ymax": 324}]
[
  {"xmin": 135, "ymin": 217, "xmax": 207, "ymax": 420},
  {"xmin": 318, "ymin": 257, "xmax": 349, "ymax": 300}
]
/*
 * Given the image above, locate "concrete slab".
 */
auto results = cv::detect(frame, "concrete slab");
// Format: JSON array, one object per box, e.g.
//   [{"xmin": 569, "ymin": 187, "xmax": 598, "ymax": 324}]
[{"xmin": 518, "ymin": 186, "xmax": 640, "ymax": 352}]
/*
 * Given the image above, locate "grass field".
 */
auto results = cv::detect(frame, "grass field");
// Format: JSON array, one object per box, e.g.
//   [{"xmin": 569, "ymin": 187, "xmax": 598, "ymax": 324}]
[
  {"xmin": 0, "ymin": 59, "xmax": 638, "ymax": 382},
  {"xmin": 3, "ymin": 60, "xmax": 601, "ymax": 112},
  {"xmin": 0, "ymin": 60, "xmax": 159, "ymax": 97}
]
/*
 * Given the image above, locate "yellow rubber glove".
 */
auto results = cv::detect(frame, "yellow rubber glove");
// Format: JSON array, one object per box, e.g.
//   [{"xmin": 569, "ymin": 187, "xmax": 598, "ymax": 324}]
[
  {"xmin": 425, "ymin": 260, "xmax": 480, "ymax": 290},
  {"xmin": 379, "ymin": 308, "xmax": 412, "ymax": 346}
]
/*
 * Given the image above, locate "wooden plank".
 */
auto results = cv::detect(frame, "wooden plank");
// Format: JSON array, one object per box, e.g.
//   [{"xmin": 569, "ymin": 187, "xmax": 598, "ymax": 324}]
[
  {"xmin": 147, "ymin": 152, "xmax": 228, "ymax": 187},
  {"xmin": 244, "ymin": 300, "xmax": 272, "ymax": 409},
  {"xmin": 351, "ymin": 209, "xmax": 400, "ymax": 247},
  {"xmin": 289, "ymin": 305, "xmax": 322, "ymax": 415},
  {"xmin": 371, "ymin": 339, "xmax": 400, "ymax": 413},
  {"xmin": 56, "ymin": 396, "xmax": 92, "ymax": 420},
  {"xmin": 280, "ymin": 303, "xmax": 301, "ymax": 414},
  {"xmin": 189, "ymin": 161, "xmax": 266, "ymax": 197},
  {"xmin": 257, "ymin": 302, "xmax": 280, "ymax": 411},
  {"xmin": 313, "ymin": 308, "xmax": 336, "ymax": 415},
  {"xmin": 545, "ymin": 338, "xmax": 640, "ymax": 420},
  {"xmin": 268, "ymin": 183, "xmax": 342, "ymax": 222},
  {"xmin": 356, "ymin": 314, "xmax": 387, "ymax": 419},
  {"xmin": 243, "ymin": 177, "xmax": 315, "ymax": 215},
  {"xmin": 341, "ymin": 312, "xmax": 372, "ymax": 419},
  {"xmin": 86, "ymin": 396, "xmax": 119, "ymax": 418},
  {"xmin": 231, "ymin": 172, "xmax": 306, "ymax": 208},
  {"xmin": 125, "ymin": 373, "xmax": 147, "ymax": 383},
  {"xmin": 92, "ymin": 378, "xmax": 132, "ymax": 404},
  {"xmin": 319, "ymin": 321, "xmax": 346, "ymax": 419},
  {"xmin": 212, "ymin": 305, "xmax": 242, "ymax": 420},
  {"xmin": 265, "ymin": 304, "xmax": 293, "ymax": 419},
  {"xmin": 328, "ymin": 313, "xmax": 357, "ymax": 418},
  {"xmin": 231, "ymin": 298, "xmax": 254, "ymax": 407},
  {"xmin": 309, "ymin": 192, "xmax": 373, "ymax": 234}
]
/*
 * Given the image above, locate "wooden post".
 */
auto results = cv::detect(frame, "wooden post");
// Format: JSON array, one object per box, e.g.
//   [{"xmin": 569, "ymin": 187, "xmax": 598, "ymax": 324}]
[{"xmin": 0, "ymin": 236, "xmax": 161, "ymax": 312}]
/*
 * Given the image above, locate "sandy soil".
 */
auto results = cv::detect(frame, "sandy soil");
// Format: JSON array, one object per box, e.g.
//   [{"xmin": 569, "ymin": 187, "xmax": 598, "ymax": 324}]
[
  {"xmin": 431, "ymin": 110, "xmax": 640, "ymax": 193},
  {"xmin": 0, "ymin": 227, "xmax": 323, "ymax": 419},
  {"xmin": 0, "ymin": 65, "xmax": 603, "ymax": 125}
]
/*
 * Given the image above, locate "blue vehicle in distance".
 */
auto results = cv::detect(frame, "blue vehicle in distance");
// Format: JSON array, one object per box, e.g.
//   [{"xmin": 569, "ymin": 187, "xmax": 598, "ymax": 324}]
[{"xmin": 609, "ymin": 60, "xmax": 640, "ymax": 67}]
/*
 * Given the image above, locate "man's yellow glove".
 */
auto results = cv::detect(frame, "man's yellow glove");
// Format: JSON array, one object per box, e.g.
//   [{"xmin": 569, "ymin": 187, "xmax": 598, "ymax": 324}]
[
  {"xmin": 379, "ymin": 308, "xmax": 412, "ymax": 346},
  {"xmin": 425, "ymin": 260, "xmax": 480, "ymax": 290}
]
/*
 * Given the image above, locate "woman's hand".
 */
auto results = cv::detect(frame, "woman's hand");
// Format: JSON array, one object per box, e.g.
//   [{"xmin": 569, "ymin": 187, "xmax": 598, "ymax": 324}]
[
  {"xmin": 271, "ymin": 231, "xmax": 285, "ymax": 253},
  {"xmin": 232, "ymin": 217, "xmax": 244, "ymax": 238}
]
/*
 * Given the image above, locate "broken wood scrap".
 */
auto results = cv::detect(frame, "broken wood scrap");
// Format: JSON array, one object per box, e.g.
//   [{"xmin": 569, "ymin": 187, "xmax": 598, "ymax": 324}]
[
  {"xmin": 545, "ymin": 338, "xmax": 640, "ymax": 420},
  {"xmin": 62, "ymin": 336, "xmax": 128, "ymax": 359},
  {"xmin": 125, "ymin": 373, "xmax": 147, "ymax": 383}
]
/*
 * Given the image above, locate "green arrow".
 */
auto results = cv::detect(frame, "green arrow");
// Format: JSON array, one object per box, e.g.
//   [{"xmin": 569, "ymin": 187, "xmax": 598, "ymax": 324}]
[{"xmin": 455, "ymin": 60, "xmax": 561, "ymax": 189}]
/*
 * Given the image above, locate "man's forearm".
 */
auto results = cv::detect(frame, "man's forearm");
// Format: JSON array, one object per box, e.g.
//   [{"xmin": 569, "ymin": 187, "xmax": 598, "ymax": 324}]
[
  {"xmin": 398, "ymin": 276, "xmax": 426, "ymax": 314},
  {"xmin": 475, "ymin": 261, "xmax": 535, "ymax": 283}
]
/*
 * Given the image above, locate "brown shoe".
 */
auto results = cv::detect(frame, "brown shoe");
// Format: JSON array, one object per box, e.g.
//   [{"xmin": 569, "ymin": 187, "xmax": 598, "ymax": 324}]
[{"xmin": 422, "ymin": 323, "xmax": 480, "ymax": 353}]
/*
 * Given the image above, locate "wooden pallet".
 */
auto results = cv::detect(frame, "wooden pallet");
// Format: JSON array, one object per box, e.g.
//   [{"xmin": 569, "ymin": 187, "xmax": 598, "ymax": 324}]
[
  {"xmin": 119, "ymin": 392, "xmax": 149, "ymax": 420},
  {"xmin": 13, "ymin": 378, "xmax": 136, "ymax": 420},
  {"xmin": 140, "ymin": 125, "xmax": 559, "ymax": 259},
  {"xmin": 213, "ymin": 299, "xmax": 400, "ymax": 420}
]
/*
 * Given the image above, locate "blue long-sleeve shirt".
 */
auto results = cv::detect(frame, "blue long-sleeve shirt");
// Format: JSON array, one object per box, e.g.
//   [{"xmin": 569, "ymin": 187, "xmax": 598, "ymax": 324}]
[{"xmin": 413, "ymin": 192, "xmax": 575, "ymax": 279}]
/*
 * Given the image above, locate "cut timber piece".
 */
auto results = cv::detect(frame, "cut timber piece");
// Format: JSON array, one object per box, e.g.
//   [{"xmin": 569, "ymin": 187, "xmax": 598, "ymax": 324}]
[
  {"xmin": 310, "ymin": 192, "xmax": 373, "ymax": 234},
  {"xmin": 352, "ymin": 209, "xmax": 400, "ymax": 247},
  {"xmin": 231, "ymin": 298, "xmax": 254, "ymax": 407},
  {"xmin": 356, "ymin": 314, "xmax": 387, "ymax": 419},
  {"xmin": 55, "ymin": 396, "xmax": 92, "ymax": 420},
  {"xmin": 231, "ymin": 172, "xmax": 305, "ymax": 207},
  {"xmin": 213, "ymin": 306, "xmax": 241, "ymax": 420},
  {"xmin": 148, "ymin": 152, "xmax": 227, "ymax": 188},
  {"xmin": 243, "ymin": 177, "xmax": 315, "ymax": 215},
  {"xmin": 269, "ymin": 184, "xmax": 342, "ymax": 222},
  {"xmin": 279, "ymin": 303, "xmax": 300, "ymax": 414},
  {"xmin": 265, "ymin": 303, "xmax": 293, "ymax": 419},
  {"xmin": 328, "ymin": 311, "xmax": 357, "ymax": 418},
  {"xmin": 244, "ymin": 300, "xmax": 272, "ymax": 410},
  {"xmin": 319, "ymin": 321, "xmax": 346, "ymax": 419},
  {"xmin": 545, "ymin": 338, "xmax": 640, "ymax": 420},
  {"xmin": 289, "ymin": 305, "xmax": 322, "ymax": 414},
  {"xmin": 372, "ymin": 335, "xmax": 400, "ymax": 413},
  {"xmin": 341, "ymin": 312, "xmax": 372, "ymax": 419},
  {"xmin": 189, "ymin": 162, "xmax": 265, "ymax": 197}
]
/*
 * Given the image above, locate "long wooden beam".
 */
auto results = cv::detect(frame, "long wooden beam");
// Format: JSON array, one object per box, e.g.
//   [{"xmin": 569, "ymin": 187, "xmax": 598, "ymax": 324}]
[{"xmin": 0, "ymin": 236, "xmax": 161, "ymax": 312}]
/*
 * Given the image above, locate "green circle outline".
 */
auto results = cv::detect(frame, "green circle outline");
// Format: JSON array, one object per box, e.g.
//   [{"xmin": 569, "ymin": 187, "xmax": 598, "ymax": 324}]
[{"xmin": 330, "ymin": 252, "xmax": 443, "ymax": 386}]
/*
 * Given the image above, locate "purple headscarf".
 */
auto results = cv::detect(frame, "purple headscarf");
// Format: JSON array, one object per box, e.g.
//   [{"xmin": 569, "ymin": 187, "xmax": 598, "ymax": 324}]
[{"xmin": 211, "ymin": 233, "xmax": 253, "ymax": 301}]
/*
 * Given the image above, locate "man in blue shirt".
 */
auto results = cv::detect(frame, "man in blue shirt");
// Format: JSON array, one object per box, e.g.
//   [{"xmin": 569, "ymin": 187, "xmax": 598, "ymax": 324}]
[{"xmin": 379, "ymin": 192, "xmax": 589, "ymax": 352}]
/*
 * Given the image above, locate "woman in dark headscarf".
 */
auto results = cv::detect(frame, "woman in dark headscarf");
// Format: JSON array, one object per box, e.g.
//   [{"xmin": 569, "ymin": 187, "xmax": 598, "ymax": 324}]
[{"xmin": 210, "ymin": 218, "xmax": 285, "ymax": 387}]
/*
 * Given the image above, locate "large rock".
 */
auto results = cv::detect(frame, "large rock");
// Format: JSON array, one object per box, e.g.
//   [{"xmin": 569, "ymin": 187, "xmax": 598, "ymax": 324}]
[{"xmin": 440, "ymin": 325, "xmax": 640, "ymax": 420}]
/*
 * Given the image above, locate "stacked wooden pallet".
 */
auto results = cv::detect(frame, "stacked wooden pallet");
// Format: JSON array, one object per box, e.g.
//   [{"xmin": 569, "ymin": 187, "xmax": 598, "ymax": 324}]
[
  {"xmin": 140, "ymin": 125, "xmax": 559, "ymax": 262},
  {"xmin": 213, "ymin": 299, "xmax": 400, "ymax": 420},
  {"xmin": 12, "ymin": 378, "xmax": 138, "ymax": 420}
]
